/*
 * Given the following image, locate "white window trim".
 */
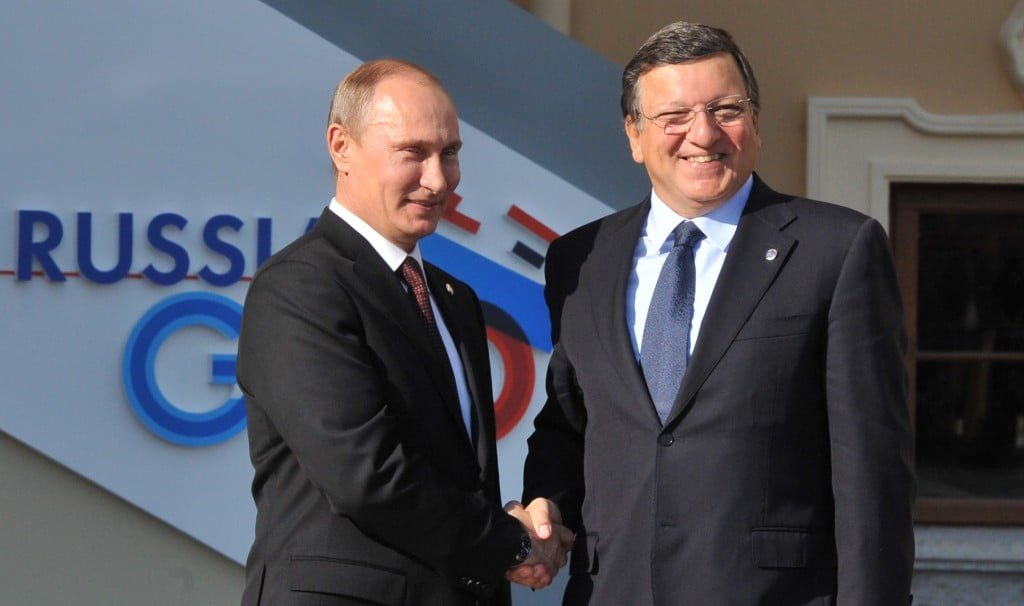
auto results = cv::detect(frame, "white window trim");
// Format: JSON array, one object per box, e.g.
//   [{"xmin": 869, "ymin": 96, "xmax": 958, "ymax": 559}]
[{"xmin": 807, "ymin": 97, "xmax": 1024, "ymax": 234}]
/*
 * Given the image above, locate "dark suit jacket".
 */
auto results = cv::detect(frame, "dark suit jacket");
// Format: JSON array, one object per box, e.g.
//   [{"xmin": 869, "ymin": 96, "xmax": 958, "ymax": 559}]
[
  {"xmin": 238, "ymin": 209, "xmax": 523, "ymax": 606},
  {"xmin": 524, "ymin": 176, "xmax": 915, "ymax": 605}
]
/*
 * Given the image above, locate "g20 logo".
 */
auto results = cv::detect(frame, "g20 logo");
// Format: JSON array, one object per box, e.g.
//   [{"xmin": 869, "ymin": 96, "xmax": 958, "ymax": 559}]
[
  {"xmin": 123, "ymin": 292, "xmax": 246, "ymax": 446},
  {"xmin": 20, "ymin": 209, "xmax": 552, "ymax": 448},
  {"xmin": 122, "ymin": 290, "xmax": 539, "ymax": 446}
]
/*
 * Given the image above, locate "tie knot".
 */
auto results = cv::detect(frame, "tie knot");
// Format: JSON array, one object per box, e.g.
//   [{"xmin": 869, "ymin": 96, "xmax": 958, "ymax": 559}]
[
  {"xmin": 400, "ymin": 256, "xmax": 426, "ymax": 287},
  {"xmin": 671, "ymin": 221, "xmax": 705, "ymax": 249}
]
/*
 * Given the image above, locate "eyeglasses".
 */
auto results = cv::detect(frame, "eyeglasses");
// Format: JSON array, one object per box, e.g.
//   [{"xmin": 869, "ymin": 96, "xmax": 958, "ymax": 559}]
[{"xmin": 640, "ymin": 95, "xmax": 753, "ymax": 134}]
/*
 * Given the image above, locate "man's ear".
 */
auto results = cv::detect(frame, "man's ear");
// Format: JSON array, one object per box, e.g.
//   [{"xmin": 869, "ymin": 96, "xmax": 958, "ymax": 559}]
[
  {"xmin": 624, "ymin": 117, "xmax": 644, "ymax": 165},
  {"xmin": 327, "ymin": 123, "xmax": 351, "ymax": 174}
]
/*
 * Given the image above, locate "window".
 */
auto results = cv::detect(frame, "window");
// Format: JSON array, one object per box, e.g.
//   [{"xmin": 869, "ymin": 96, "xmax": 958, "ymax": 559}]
[{"xmin": 891, "ymin": 183, "xmax": 1024, "ymax": 524}]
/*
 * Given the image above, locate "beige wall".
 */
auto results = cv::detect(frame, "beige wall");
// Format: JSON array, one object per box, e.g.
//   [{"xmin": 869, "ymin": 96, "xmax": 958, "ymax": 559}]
[{"xmin": 567, "ymin": 0, "xmax": 1024, "ymax": 197}]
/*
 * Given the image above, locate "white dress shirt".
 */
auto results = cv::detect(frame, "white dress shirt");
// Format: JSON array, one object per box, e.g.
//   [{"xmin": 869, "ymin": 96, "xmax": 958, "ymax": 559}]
[
  {"xmin": 329, "ymin": 199, "xmax": 474, "ymax": 436},
  {"xmin": 627, "ymin": 177, "xmax": 752, "ymax": 360}
]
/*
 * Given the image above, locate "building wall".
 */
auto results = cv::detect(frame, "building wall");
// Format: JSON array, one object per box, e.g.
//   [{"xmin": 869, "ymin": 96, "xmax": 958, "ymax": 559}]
[{"xmin": 566, "ymin": 0, "xmax": 1023, "ymax": 197}]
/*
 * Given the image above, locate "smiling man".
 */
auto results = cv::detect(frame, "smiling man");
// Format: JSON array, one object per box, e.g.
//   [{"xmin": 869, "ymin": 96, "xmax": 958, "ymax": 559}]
[
  {"xmin": 237, "ymin": 59, "xmax": 571, "ymax": 606},
  {"xmin": 522, "ymin": 22, "xmax": 916, "ymax": 605}
]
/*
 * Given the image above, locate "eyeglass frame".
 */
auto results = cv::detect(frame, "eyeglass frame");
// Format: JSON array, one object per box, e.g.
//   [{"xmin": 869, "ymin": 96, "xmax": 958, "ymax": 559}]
[{"xmin": 637, "ymin": 94, "xmax": 755, "ymax": 135}]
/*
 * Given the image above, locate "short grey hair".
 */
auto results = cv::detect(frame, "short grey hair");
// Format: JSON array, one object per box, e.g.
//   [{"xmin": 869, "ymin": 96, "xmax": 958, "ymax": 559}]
[
  {"xmin": 327, "ymin": 58, "xmax": 444, "ymax": 138},
  {"xmin": 621, "ymin": 21, "xmax": 760, "ymax": 123}
]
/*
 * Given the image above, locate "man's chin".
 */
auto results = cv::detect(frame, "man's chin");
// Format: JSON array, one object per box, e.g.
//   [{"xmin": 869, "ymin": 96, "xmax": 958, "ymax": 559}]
[
  {"xmin": 679, "ymin": 179, "xmax": 744, "ymax": 207},
  {"xmin": 404, "ymin": 219, "xmax": 443, "ymax": 241}
]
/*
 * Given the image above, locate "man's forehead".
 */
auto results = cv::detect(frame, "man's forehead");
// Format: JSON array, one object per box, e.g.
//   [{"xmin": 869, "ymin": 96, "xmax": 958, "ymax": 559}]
[
  {"xmin": 361, "ymin": 100, "xmax": 461, "ymax": 149},
  {"xmin": 639, "ymin": 59, "xmax": 744, "ymax": 97},
  {"xmin": 367, "ymin": 78, "xmax": 453, "ymax": 116},
  {"xmin": 642, "ymin": 54, "xmax": 739, "ymax": 77},
  {"xmin": 372, "ymin": 73, "xmax": 450, "ymax": 104}
]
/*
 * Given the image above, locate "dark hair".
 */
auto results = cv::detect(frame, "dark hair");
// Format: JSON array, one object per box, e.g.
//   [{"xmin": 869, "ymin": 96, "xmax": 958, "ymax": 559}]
[{"xmin": 621, "ymin": 21, "xmax": 760, "ymax": 121}]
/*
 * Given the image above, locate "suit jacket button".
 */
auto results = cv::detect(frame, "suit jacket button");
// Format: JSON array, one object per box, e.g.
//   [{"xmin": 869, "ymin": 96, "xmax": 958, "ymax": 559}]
[{"xmin": 658, "ymin": 434, "xmax": 675, "ymax": 447}]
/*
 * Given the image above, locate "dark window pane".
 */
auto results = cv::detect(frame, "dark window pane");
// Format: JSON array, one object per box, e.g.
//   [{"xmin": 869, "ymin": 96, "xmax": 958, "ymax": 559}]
[
  {"xmin": 917, "ymin": 213, "xmax": 1024, "ymax": 352},
  {"xmin": 915, "ymin": 360, "xmax": 1024, "ymax": 499}
]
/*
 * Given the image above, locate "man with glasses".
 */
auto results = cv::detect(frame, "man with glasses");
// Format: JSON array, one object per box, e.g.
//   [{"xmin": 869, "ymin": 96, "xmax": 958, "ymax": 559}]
[{"xmin": 522, "ymin": 21, "xmax": 915, "ymax": 605}]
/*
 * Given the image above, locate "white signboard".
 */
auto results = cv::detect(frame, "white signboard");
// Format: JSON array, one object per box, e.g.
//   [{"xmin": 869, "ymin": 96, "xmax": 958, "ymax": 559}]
[{"xmin": 1, "ymin": 0, "xmax": 615, "ymax": 571}]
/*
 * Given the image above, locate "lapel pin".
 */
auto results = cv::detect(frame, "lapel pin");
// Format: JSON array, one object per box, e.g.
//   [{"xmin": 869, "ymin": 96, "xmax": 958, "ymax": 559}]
[
  {"xmin": 445, "ymin": 283, "xmax": 454, "ymax": 295},
  {"xmin": 765, "ymin": 248, "xmax": 778, "ymax": 261}
]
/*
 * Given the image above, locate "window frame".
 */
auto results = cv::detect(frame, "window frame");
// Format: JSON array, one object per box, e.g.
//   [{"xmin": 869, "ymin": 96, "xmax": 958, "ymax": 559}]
[{"xmin": 890, "ymin": 183, "xmax": 1024, "ymax": 525}]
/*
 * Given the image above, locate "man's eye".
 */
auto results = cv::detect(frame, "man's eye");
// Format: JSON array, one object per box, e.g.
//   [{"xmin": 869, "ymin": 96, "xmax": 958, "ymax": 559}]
[
  {"xmin": 659, "ymin": 111, "xmax": 692, "ymax": 123},
  {"xmin": 711, "ymin": 104, "xmax": 748, "ymax": 121}
]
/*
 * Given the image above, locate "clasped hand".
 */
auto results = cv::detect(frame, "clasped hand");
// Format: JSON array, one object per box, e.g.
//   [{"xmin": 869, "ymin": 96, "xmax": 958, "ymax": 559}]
[{"xmin": 503, "ymin": 498, "xmax": 575, "ymax": 589}]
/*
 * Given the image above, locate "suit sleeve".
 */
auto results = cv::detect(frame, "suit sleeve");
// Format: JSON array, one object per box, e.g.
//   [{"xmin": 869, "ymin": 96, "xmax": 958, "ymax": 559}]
[
  {"xmin": 522, "ymin": 237, "xmax": 588, "ymax": 533},
  {"xmin": 238, "ymin": 258, "xmax": 523, "ymax": 591},
  {"xmin": 825, "ymin": 218, "xmax": 915, "ymax": 602}
]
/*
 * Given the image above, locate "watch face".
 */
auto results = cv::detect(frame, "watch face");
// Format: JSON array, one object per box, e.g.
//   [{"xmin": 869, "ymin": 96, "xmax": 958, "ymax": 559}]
[{"xmin": 514, "ymin": 533, "xmax": 532, "ymax": 565}]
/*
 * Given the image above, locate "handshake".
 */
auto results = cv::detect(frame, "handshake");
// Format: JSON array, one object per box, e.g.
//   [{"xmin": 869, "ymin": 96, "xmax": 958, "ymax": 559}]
[{"xmin": 503, "ymin": 498, "xmax": 576, "ymax": 590}]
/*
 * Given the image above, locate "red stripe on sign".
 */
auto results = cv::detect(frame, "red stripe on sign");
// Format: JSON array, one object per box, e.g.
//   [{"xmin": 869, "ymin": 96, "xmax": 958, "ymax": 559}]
[
  {"xmin": 487, "ymin": 325, "xmax": 535, "ymax": 439},
  {"xmin": 507, "ymin": 204, "xmax": 559, "ymax": 243},
  {"xmin": 442, "ymin": 193, "xmax": 481, "ymax": 234}
]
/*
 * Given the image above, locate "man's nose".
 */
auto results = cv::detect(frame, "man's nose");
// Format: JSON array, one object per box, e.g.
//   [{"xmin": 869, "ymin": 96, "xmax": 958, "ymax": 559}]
[
  {"xmin": 421, "ymin": 156, "xmax": 448, "ymax": 194},
  {"xmin": 685, "ymin": 110, "xmax": 721, "ymax": 146}
]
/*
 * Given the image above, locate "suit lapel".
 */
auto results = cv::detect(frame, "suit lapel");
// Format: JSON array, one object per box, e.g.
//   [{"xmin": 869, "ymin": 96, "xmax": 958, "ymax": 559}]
[
  {"xmin": 316, "ymin": 210, "xmax": 474, "ymax": 450},
  {"xmin": 665, "ymin": 179, "xmax": 797, "ymax": 426},
  {"xmin": 584, "ymin": 201, "xmax": 661, "ymax": 423},
  {"xmin": 424, "ymin": 266, "xmax": 484, "ymax": 452}
]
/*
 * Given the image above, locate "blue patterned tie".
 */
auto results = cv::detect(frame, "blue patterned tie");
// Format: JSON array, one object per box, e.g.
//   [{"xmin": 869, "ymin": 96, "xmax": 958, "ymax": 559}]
[{"xmin": 641, "ymin": 221, "xmax": 705, "ymax": 425}]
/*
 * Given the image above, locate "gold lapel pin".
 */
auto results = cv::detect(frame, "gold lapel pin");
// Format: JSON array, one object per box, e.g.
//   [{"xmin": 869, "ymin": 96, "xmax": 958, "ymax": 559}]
[{"xmin": 445, "ymin": 283, "xmax": 454, "ymax": 295}]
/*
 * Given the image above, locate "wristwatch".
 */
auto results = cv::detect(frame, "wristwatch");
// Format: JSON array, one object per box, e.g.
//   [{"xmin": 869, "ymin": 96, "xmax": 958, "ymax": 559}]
[{"xmin": 509, "ymin": 532, "xmax": 532, "ymax": 568}]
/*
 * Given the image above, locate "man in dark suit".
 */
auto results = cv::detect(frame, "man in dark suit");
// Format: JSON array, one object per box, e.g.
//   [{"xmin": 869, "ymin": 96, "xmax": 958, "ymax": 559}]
[
  {"xmin": 238, "ymin": 59, "xmax": 570, "ymax": 606},
  {"xmin": 522, "ymin": 22, "xmax": 915, "ymax": 605}
]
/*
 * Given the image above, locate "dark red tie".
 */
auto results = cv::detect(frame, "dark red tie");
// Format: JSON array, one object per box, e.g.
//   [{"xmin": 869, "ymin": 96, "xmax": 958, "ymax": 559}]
[{"xmin": 399, "ymin": 257, "xmax": 456, "ymax": 382}]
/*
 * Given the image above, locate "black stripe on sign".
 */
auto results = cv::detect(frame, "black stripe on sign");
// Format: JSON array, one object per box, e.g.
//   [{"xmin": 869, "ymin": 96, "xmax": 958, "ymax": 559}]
[{"xmin": 512, "ymin": 241, "xmax": 545, "ymax": 268}]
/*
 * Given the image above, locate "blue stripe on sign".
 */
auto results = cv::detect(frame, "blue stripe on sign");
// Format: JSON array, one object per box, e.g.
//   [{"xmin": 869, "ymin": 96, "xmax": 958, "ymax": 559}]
[{"xmin": 421, "ymin": 234, "xmax": 551, "ymax": 353}]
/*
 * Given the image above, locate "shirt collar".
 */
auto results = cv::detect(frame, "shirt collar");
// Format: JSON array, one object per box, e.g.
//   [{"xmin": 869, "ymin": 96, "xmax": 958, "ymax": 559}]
[
  {"xmin": 646, "ymin": 175, "xmax": 752, "ymax": 253},
  {"xmin": 328, "ymin": 198, "xmax": 423, "ymax": 272}
]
